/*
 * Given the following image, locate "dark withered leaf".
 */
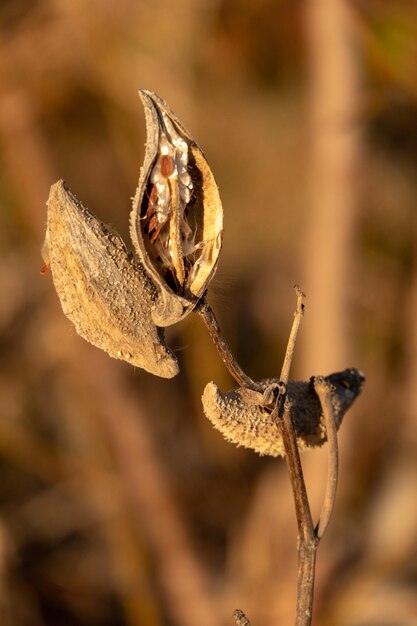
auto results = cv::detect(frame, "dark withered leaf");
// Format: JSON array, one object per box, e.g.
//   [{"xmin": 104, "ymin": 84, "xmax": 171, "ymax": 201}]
[{"xmin": 202, "ymin": 369, "xmax": 365, "ymax": 456}]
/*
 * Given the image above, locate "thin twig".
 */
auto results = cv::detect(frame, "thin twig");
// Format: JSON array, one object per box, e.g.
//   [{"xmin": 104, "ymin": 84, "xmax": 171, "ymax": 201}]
[
  {"xmin": 294, "ymin": 539, "xmax": 317, "ymax": 626},
  {"xmin": 313, "ymin": 378, "xmax": 339, "ymax": 540},
  {"xmin": 275, "ymin": 427, "xmax": 316, "ymax": 626},
  {"xmin": 280, "ymin": 285, "xmax": 306, "ymax": 385},
  {"xmin": 199, "ymin": 286, "xmax": 341, "ymax": 626},
  {"xmin": 275, "ymin": 399, "xmax": 314, "ymax": 543},
  {"xmin": 269, "ymin": 287, "xmax": 316, "ymax": 625},
  {"xmin": 273, "ymin": 285, "xmax": 313, "ymax": 539},
  {"xmin": 196, "ymin": 296, "xmax": 263, "ymax": 393}
]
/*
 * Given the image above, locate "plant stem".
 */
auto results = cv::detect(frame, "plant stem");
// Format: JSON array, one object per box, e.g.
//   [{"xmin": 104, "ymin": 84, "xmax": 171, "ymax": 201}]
[
  {"xmin": 274, "ymin": 400, "xmax": 316, "ymax": 625},
  {"xmin": 279, "ymin": 285, "xmax": 305, "ymax": 385},
  {"xmin": 270, "ymin": 286, "xmax": 317, "ymax": 625},
  {"xmin": 313, "ymin": 379, "xmax": 339, "ymax": 540},
  {"xmin": 295, "ymin": 540, "xmax": 317, "ymax": 626},
  {"xmin": 198, "ymin": 287, "xmax": 340, "ymax": 626},
  {"xmin": 196, "ymin": 296, "xmax": 262, "ymax": 393}
]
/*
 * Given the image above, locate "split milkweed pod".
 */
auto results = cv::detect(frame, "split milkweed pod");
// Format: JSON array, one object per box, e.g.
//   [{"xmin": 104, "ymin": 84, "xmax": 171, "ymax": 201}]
[
  {"xmin": 43, "ymin": 91, "xmax": 223, "ymax": 377},
  {"xmin": 43, "ymin": 181, "xmax": 179, "ymax": 378},
  {"xmin": 130, "ymin": 90, "xmax": 223, "ymax": 327}
]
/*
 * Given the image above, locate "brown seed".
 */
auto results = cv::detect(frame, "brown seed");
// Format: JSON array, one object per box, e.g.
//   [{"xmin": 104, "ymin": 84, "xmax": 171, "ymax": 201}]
[
  {"xmin": 150, "ymin": 221, "xmax": 163, "ymax": 244},
  {"xmin": 147, "ymin": 212, "xmax": 159, "ymax": 234},
  {"xmin": 160, "ymin": 154, "xmax": 175, "ymax": 178},
  {"xmin": 146, "ymin": 185, "xmax": 158, "ymax": 216}
]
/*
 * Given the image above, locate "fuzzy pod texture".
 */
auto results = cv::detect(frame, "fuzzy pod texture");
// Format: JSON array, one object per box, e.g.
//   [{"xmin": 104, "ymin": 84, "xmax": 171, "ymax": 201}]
[
  {"xmin": 130, "ymin": 90, "xmax": 223, "ymax": 327},
  {"xmin": 202, "ymin": 369, "xmax": 365, "ymax": 456},
  {"xmin": 43, "ymin": 180, "xmax": 179, "ymax": 378}
]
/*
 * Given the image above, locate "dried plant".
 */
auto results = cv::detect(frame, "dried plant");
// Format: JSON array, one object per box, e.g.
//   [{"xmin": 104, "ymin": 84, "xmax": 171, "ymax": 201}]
[
  {"xmin": 131, "ymin": 91, "xmax": 223, "ymax": 326},
  {"xmin": 202, "ymin": 368, "xmax": 364, "ymax": 458},
  {"xmin": 42, "ymin": 180, "xmax": 178, "ymax": 378},
  {"xmin": 42, "ymin": 90, "xmax": 223, "ymax": 374},
  {"xmin": 43, "ymin": 91, "xmax": 364, "ymax": 626}
]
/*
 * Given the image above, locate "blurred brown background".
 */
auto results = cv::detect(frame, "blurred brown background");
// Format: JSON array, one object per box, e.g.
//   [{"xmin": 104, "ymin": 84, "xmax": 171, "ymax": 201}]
[{"xmin": 1, "ymin": 1, "xmax": 417, "ymax": 625}]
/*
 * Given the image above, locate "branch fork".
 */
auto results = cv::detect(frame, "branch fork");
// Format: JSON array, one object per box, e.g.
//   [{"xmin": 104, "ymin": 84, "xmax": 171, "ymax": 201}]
[{"xmin": 199, "ymin": 286, "xmax": 360, "ymax": 626}]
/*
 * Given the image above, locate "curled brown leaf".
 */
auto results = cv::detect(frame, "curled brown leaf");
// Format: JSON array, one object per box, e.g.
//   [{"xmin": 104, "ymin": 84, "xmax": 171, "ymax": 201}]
[{"xmin": 202, "ymin": 369, "xmax": 365, "ymax": 456}]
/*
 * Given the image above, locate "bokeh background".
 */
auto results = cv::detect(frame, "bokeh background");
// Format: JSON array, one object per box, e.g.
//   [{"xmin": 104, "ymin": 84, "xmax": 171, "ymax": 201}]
[{"xmin": 1, "ymin": 1, "xmax": 417, "ymax": 625}]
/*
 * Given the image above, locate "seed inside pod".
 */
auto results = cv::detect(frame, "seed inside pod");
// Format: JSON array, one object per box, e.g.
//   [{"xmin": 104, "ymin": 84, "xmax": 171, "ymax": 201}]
[{"xmin": 130, "ymin": 90, "xmax": 223, "ymax": 327}]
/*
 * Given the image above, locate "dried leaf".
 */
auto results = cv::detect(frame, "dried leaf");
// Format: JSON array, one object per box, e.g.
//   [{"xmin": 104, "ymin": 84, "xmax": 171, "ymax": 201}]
[
  {"xmin": 130, "ymin": 90, "xmax": 223, "ymax": 326},
  {"xmin": 43, "ymin": 180, "xmax": 179, "ymax": 378},
  {"xmin": 202, "ymin": 369, "xmax": 365, "ymax": 456}
]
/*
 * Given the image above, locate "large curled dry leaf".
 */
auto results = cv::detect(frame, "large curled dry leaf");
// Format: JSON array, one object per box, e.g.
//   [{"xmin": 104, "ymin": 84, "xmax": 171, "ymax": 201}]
[
  {"xmin": 130, "ymin": 90, "xmax": 223, "ymax": 326},
  {"xmin": 202, "ymin": 369, "xmax": 365, "ymax": 456},
  {"xmin": 43, "ymin": 181, "xmax": 179, "ymax": 378}
]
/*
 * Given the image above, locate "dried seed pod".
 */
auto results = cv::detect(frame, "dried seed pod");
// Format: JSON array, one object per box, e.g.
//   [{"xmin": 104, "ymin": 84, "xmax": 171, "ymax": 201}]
[
  {"xmin": 130, "ymin": 90, "xmax": 223, "ymax": 327},
  {"xmin": 43, "ymin": 180, "xmax": 179, "ymax": 378},
  {"xmin": 202, "ymin": 369, "xmax": 365, "ymax": 457}
]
